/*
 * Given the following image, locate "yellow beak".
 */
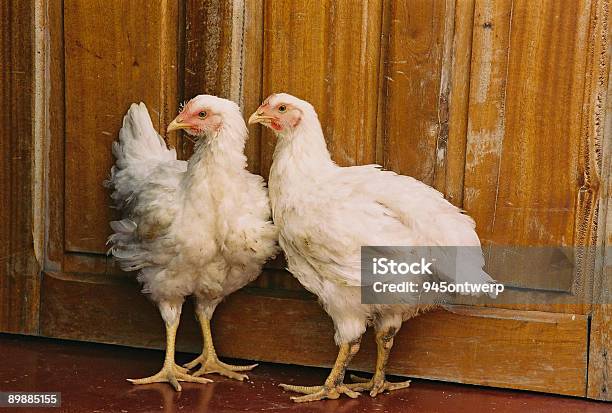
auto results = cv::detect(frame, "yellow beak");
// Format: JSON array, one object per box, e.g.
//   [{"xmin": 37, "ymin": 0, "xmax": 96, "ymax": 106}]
[
  {"xmin": 248, "ymin": 112, "xmax": 274, "ymax": 125},
  {"xmin": 167, "ymin": 119, "xmax": 191, "ymax": 133}
]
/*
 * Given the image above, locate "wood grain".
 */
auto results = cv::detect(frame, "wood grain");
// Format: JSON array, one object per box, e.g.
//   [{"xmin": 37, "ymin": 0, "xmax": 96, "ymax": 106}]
[
  {"xmin": 462, "ymin": 0, "xmax": 513, "ymax": 242},
  {"xmin": 589, "ymin": 236, "xmax": 612, "ymax": 399},
  {"xmin": 40, "ymin": 271, "xmax": 589, "ymax": 397},
  {"xmin": 462, "ymin": 0, "xmax": 598, "ymax": 308},
  {"xmin": 184, "ymin": 0, "xmax": 234, "ymax": 100},
  {"xmin": 0, "ymin": 0, "xmax": 41, "ymax": 334},
  {"xmin": 587, "ymin": 1, "xmax": 612, "ymax": 400},
  {"xmin": 63, "ymin": 0, "xmax": 181, "ymax": 254},
  {"xmin": 182, "ymin": 0, "xmax": 263, "ymax": 173},
  {"xmin": 242, "ymin": 0, "xmax": 265, "ymax": 174},
  {"xmin": 380, "ymin": 0, "xmax": 448, "ymax": 184},
  {"xmin": 46, "ymin": 0, "xmax": 66, "ymax": 271},
  {"xmin": 431, "ymin": 0, "xmax": 457, "ymax": 194},
  {"xmin": 465, "ymin": 0, "xmax": 591, "ymax": 247},
  {"xmin": 260, "ymin": 0, "xmax": 383, "ymax": 177},
  {"xmin": 445, "ymin": 0, "xmax": 475, "ymax": 205}
]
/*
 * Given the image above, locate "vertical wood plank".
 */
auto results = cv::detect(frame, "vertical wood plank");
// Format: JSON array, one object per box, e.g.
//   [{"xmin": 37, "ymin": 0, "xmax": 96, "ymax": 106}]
[
  {"xmin": 493, "ymin": 0, "xmax": 590, "ymax": 247},
  {"xmin": 0, "ymin": 0, "xmax": 40, "ymax": 333},
  {"xmin": 589, "ymin": 182, "xmax": 611, "ymax": 399},
  {"xmin": 243, "ymin": 0, "xmax": 264, "ymax": 174},
  {"xmin": 46, "ymin": 0, "xmax": 66, "ymax": 271},
  {"xmin": 183, "ymin": 0, "xmax": 234, "ymax": 99},
  {"xmin": 464, "ymin": 0, "xmax": 592, "ymax": 247},
  {"xmin": 380, "ymin": 0, "xmax": 448, "ymax": 184},
  {"xmin": 183, "ymin": 0, "xmax": 260, "ymax": 168},
  {"xmin": 63, "ymin": 0, "xmax": 180, "ymax": 254},
  {"xmin": 462, "ymin": 0, "xmax": 513, "ymax": 240},
  {"xmin": 432, "ymin": 0, "xmax": 457, "ymax": 194},
  {"xmin": 260, "ymin": 0, "xmax": 383, "ymax": 177},
  {"xmin": 587, "ymin": 0, "xmax": 611, "ymax": 400},
  {"xmin": 461, "ymin": 0, "xmax": 601, "ymax": 310},
  {"xmin": 445, "ymin": 0, "xmax": 475, "ymax": 206},
  {"xmin": 159, "ymin": 0, "xmax": 182, "ymax": 149}
]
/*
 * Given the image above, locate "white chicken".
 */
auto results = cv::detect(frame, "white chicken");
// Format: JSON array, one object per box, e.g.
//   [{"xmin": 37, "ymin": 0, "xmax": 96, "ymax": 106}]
[
  {"xmin": 249, "ymin": 93, "xmax": 496, "ymax": 402},
  {"xmin": 106, "ymin": 96, "xmax": 278, "ymax": 391}
]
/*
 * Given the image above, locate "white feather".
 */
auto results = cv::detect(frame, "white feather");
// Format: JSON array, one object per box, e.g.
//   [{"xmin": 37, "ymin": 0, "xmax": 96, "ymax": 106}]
[
  {"xmin": 106, "ymin": 99, "xmax": 278, "ymax": 317},
  {"xmin": 267, "ymin": 93, "xmax": 495, "ymax": 344}
]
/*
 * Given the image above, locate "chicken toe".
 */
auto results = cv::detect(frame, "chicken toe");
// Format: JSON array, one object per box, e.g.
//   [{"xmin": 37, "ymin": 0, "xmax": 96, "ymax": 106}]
[
  {"xmin": 187, "ymin": 357, "xmax": 255, "ymax": 381},
  {"xmin": 186, "ymin": 313, "xmax": 257, "ymax": 381},
  {"xmin": 280, "ymin": 339, "xmax": 361, "ymax": 402},
  {"xmin": 346, "ymin": 326, "xmax": 410, "ymax": 397},
  {"xmin": 282, "ymin": 384, "xmax": 361, "ymax": 402},
  {"xmin": 128, "ymin": 309, "xmax": 212, "ymax": 391},
  {"xmin": 348, "ymin": 374, "xmax": 411, "ymax": 397},
  {"xmin": 128, "ymin": 363, "xmax": 212, "ymax": 392}
]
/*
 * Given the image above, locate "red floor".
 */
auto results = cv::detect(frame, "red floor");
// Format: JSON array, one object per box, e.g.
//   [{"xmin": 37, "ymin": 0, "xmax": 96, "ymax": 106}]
[{"xmin": 0, "ymin": 334, "xmax": 609, "ymax": 413}]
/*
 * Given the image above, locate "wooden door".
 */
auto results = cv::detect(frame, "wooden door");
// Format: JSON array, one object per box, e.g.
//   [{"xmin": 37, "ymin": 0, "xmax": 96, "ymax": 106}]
[{"xmin": 1, "ymin": 0, "xmax": 609, "ymax": 400}]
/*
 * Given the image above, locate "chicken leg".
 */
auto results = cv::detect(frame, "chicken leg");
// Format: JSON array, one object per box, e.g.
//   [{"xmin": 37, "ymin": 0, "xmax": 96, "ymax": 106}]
[
  {"xmin": 128, "ymin": 304, "xmax": 212, "ymax": 391},
  {"xmin": 280, "ymin": 338, "xmax": 362, "ymax": 402},
  {"xmin": 184, "ymin": 306, "xmax": 257, "ymax": 381},
  {"xmin": 349, "ymin": 327, "xmax": 411, "ymax": 396}
]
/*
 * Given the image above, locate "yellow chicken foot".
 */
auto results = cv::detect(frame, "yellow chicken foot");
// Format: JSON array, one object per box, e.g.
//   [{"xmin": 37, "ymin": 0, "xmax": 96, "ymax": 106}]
[
  {"xmin": 184, "ymin": 317, "xmax": 257, "ymax": 381},
  {"xmin": 280, "ymin": 339, "xmax": 361, "ymax": 402},
  {"xmin": 348, "ymin": 374, "xmax": 411, "ymax": 396},
  {"xmin": 348, "ymin": 327, "xmax": 410, "ymax": 397},
  {"xmin": 128, "ymin": 317, "xmax": 212, "ymax": 391}
]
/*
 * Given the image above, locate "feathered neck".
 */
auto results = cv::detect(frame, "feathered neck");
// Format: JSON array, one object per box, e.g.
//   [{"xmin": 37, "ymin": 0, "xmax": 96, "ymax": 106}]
[
  {"xmin": 187, "ymin": 114, "xmax": 248, "ymax": 175},
  {"xmin": 269, "ymin": 112, "xmax": 336, "ymax": 184}
]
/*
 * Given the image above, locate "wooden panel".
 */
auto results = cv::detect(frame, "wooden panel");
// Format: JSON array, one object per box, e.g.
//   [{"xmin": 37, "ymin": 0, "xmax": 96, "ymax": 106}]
[
  {"xmin": 63, "ymin": 0, "xmax": 180, "ymax": 254},
  {"xmin": 242, "ymin": 0, "xmax": 265, "ymax": 174},
  {"xmin": 445, "ymin": 0, "xmax": 475, "ymax": 204},
  {"xmin": 590, "ymin": 303, "xmax": 612, "ymax": 401},
  {"xmin": 462, "ymin": 0, "xmax": 515, "ymax": 242},
  {"xmin": 380, "ymin": 0, "xmax": 448, "ymax": 184},
  {"xmin": 461, "ymin": 0, "xmax": 597, "ymax": 309},
  {"xmin": 184, "ymin": 0, "xmax": 234, "ymax": 101},
  {"xmin": 41, "ymin": 271, "xmax": 588, "ymax": 397},
  {"xmin": 46, "ymin": 0, "xmax": 66, "ymax": 270},
  {"xmin": 182, "ymin": 0, "xmax": 263, "ymax": 174},
  {"xmin": 260, "ymin": 0, "xmax": 383, "ymax": 176},
  {"xmin": 464, "ymin": 0, "xmax": 591, "ymax": 246},
  {"xmin": 0, "ymin": 0, "xmax": 40, "ymax": 334},
  {"xmin": 181, "ymin": 0, "xmax": 234, "ymax": 159},
  {"xmin": 589, "ymin": 249, "xmax": 612, "ymax": 400},
  {"xmin": 588, "ymin": 0, "xmax": 612, "ymax": 399}
]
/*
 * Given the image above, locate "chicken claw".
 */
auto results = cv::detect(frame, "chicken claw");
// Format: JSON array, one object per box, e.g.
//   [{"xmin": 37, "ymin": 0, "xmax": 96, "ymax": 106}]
[
  {"xmin": 348, "ymin": 374, "xmax": 411, "ymax": 397},
  {"xmin": 279, "ymin": 384, "xmax": 360, "ymax": 402},
  {"xmin": 184, "ymin": 355, "xmax": 257, "ymax": 381},
  {"xmin": 186, "ymin": 315, "xmax": 258, "ymax": 381},
  {"xmin": 127, "ymin": 363, "xmax": 212, "ymax": 392},
  {"xmin": 279, "ymin": 340, "xmax": 361, "ymax": 402},
  {"xmin": 345, "ymin": 327, "xmax": 411, "ymax": 397}
]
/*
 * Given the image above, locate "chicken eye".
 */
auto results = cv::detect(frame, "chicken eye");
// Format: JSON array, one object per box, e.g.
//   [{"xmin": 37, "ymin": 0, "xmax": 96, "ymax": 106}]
[
  {"xmin": 278, "ymin": 105, "xmax": 287, "ymax": 113},
  {"xmin": 198, "ymin": 111, "xmax": 207, "ymax": 118}
]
